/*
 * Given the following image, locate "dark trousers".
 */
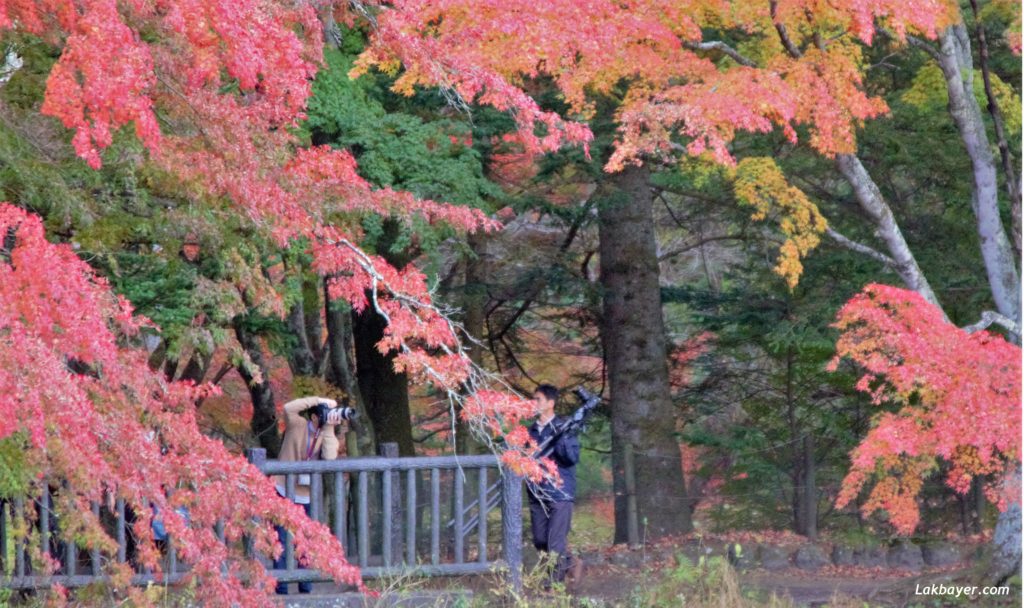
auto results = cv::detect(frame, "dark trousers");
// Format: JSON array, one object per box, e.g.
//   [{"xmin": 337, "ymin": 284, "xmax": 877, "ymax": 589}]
[
  {"xmin": 529, "ymin": 499, "xmax": 573, "ymax": 582},
  {"xmin": 274, "ymin": 501, "xmax": 313, "ymax": 594}
]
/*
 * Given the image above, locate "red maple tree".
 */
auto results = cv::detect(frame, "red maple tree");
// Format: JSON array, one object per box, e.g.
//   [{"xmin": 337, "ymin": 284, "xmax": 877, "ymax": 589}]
[
  {"xmin": 0, "ymin": 0, "xmax": 519, "ymax": 602},
  {"xmin": 0, "ymin": 204, "xmax": 362, "ymax": 605},
  {"xmin": 830, "ymin": 284, "xmax": 1021, "ymax": 534}
]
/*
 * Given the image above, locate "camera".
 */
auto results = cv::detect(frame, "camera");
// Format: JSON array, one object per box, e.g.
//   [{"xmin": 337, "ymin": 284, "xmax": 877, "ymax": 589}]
[
  {"xmin": 311, "ymin": 401, "xmax": 357, "ymax": 428},
  {"xmin": 572, "ymin": 387, "xmax": 599, "ymax": 406}
]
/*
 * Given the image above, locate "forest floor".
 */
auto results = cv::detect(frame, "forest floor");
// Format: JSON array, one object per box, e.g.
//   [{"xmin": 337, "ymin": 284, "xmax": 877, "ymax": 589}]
[
  {"xmin": 332, "ymin": 499, "xmax": 1017, "ymax": 607},
  {"xmin": 394, "ymin": 557, "xmax": 1015, "ymax": 608}
]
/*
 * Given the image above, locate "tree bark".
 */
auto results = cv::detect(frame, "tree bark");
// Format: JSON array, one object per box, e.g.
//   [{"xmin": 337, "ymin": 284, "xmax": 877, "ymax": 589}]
[
  {"xmin": 353, "ymin": 299, "xmax": 416, "ymax": 456},
  {"xmin": 991, "ymin": 467, "xmax": 1022, "ymax": 584},
  {"xmin": 931, "ymin": 22, "xmax": 1021, "ymax": 580},
  {"xmin": 324, "ymin": 283, "xmax": 374, "ymax": 456},
  {"xmin": 599, "ymin": 165, "xmax": 693, "ymax": 542},
  {"xmin": 303, "ymin": 275, "xmax": 326, "ymax": 375},
  {"xmin": 967, "ymin": 0, "xmax": 1021, "ymax": 258},
  {"xmin": 286, "ymin": 300, "xmax": 316, "ymax": 377},
  {"xmin": 971, "ymin": 475, "xmax": 985, "ymax": 535},
  {"xmin": 457, "ymin": 232, "xmax": 487, "ymax": 455},
  {"xmin": 934, "ymin": 24, "xmax": 1021, "ymax": 327},
  {"xmin": 233, "ymin": 319, "xmax": 282, "ymax": 457},
  {"xmin": 835, "ymin": 154, "xmax": 944, "ymax": 311},
  {"xmin": 802, "ymin": 434, "xmax": 817, "ymax": 539}
]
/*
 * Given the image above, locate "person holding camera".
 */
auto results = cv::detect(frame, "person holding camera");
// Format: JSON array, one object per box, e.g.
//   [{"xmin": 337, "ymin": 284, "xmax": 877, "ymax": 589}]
[
  {"xmin": 272, "ymin": 396, "xmax": 351, "ymax": 595},
  {"xmin": 527, "ymin": 384, "xmax": 583, "ymax": 589}
]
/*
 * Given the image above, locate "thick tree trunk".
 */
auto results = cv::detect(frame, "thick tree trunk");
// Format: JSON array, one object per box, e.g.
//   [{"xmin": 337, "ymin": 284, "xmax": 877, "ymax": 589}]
[
  {"xmin": 967, "ymin": 0, "xmax": 1021, "ymax": 257},
  {"xmin": 457, "ymin": 232, "xmax": 487, "ymax": 455},
  {"xmin": 932, "ymin": 23, "xmax": 1021, "ymax": 579},
  {"xmin": 324, "ymin": 285, "xmax": 374, "ymax": 454},
  {"xmin": 935, "ymin": 24, "xmax": 1021, "ymax": 327},
  {"xmin": 233, "ymin": 320, "xmax": 282, "ymax": 457},
  {"xmin": 286, "ymin": 300, "xmax": 317, "ymax": 377},
  {"xmin": 599, "ymin": 165, "xmax": 693, "ymax": 542},
  {"xmin": 991, "ymin": 467, "xmax": 1022, "ymax": 584},
  {"xmin": 971, "ymin": 476, "xmax": 985, "ymax": 535},
  {"xmin": 353, "ymin": 300, "xmax": 415, "ymax": 456},
  {"xmin": 835, "ymin": 154, "xmax": 944, "ymax": 311},
  {"xmin": 303, "ymin": 275, "xmax": 326, "ymax": 374}
]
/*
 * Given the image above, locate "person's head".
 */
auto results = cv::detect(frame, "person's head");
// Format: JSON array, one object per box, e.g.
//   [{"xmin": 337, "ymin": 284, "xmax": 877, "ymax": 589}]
[{"xmin": 533, "ymin": 384, "xmax": 559, "ymax": 418}]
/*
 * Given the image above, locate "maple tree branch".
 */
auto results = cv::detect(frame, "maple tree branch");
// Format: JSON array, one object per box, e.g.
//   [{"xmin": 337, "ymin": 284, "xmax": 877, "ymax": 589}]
[
  {"xmin": 770, "ymin": 0, "xmax": 803, "ymax": 58},
  {"xmin": 683, "ymin": 40, "xmax": 757, "ymax": 67},
  {"xmin": 824, "ymin": 227, "xmax": 898, "ymax": 268},
  {"xmin": 962, "ymin": 311, "xmax": 1022, "ymax": 337}
]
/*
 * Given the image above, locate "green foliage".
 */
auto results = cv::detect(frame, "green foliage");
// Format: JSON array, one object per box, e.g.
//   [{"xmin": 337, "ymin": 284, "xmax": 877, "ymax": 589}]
[
  {"xmin": 304, "ymin": 43, "xmax": 504, "ymax": 274},
  {"xmin": 903, "ymin": 64, "xmax": 1022, "ymax": 137},
  {"xmin": 0, "ymin": 432, "xmax": 33, "ymax": 500},
  {"xmin": 626, "ymin": 555, "xmax": 794, "ymax": 608},
  {"xmin": 306, "ymin": 47, "xmax": 502, "ymax": 207}
]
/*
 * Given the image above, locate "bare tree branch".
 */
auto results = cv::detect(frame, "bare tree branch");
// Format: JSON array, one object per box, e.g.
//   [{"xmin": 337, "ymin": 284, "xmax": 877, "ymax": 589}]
[
  {"xmin": 770, "ymin": 0, "xmax": 803, "ymax": 58},
  {"xmin": 824, "ymin": 227, "xmax": 898, "ymax": 268},
  {"xmin": 683, "ymin": 40, "xmax": 757, "ymax": 67},
  {"xmin": 962, "ymin": 311, "xmax": 1022, "ymax": 337},
  {"xmin": 658, "ymin": 234, "xmax": 749, "ymax": 261},
  {"xmin": 905, "ymin": 34, "xmax": 943, "ymax": 62}
]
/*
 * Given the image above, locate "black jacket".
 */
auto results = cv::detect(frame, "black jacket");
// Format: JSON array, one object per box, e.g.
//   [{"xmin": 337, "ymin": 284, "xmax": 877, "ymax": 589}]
[{"xmin": 526, "ymin": 415, "xmax": 581, "ymax": 502}]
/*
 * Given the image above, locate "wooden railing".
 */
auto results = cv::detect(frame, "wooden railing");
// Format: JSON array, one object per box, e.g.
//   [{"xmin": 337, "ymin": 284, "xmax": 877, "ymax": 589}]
[{"xmin": 0, "ymin": 445, "xmax": 523, "ymax": 591}]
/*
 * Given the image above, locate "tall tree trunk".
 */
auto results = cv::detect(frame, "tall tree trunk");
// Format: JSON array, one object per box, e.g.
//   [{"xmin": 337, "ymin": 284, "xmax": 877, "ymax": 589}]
[
  {"xmin": 304, "ymin": 275, "xmax": 326, "ymax": 374},
  {"xmin": 933, "ymin": 21, "xmax": 1021, "ymax": 580},
  {"xmin": 353, "ymin": 300, "xmax": 415, "ymax": 456},
  {"xmin": 802, "ymin": 434, "xmax": 817, "ymax": 539},
  {"xmin": 935, "ymin": 24, "xmax": 1021, "ymax": 326},
  {"xmin": 599, "ymin": 165, "xmax": 693, "ymax": 542},
  {"xmin": 835, "ymin": 154, "xmax": 944, "ymax": 310},
  {"xmin": 967, "ymin": 0, "xmax": 1021, "ymax": 258},
  {"xmin": 286, "ymin": 300, "xmax": 316, "ymax": 377},
  {"xmin": 233, "ymin": 319, "xmax": 282, "ymax": 456},
  {"xmin": 325, "ymin": 284, "xmax": 374, "ymax": 455},
  {"xmin": 971, "ymin": 475, "xmax": 985, "ymax": 535},
  {"xmin": 457, "ymin": 232, "xmax": 487, "ymax": 455},
  {"xmin": 991, "ymin": 466, "xmax": 1022, "ymax": 584}
]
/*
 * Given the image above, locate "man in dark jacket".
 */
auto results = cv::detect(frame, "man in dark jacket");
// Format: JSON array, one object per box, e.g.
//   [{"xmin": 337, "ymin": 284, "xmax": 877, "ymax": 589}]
[{"xmin": 527, "ymin": 384, "xmax": 581, "ymax": 586}]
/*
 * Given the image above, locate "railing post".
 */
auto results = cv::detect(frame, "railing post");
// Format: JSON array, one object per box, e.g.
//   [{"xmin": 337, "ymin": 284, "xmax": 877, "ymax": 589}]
[
  {"xmin": 500, "ymin": 468, "xmax": 523, "ymax": 592},
  {"xmin": 1, "ymin": 499, "xmax": 8, "ymax": 573},
  {"xmin": 245, "ymin": 447, "xmax": 267, "ymax": 468},
  {"xmin": 378, "ymin": 442, "xmax": 402, "ymax": 565},
  {"xmin": 430, "ymin": 468, "xmax": 440, "ymax": 566}
]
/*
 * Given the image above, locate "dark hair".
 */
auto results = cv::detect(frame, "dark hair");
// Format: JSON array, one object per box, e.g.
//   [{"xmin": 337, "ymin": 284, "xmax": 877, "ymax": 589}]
[{"xmin": 534, "ymin": 384, "xmax": 559, "ymax": 403}]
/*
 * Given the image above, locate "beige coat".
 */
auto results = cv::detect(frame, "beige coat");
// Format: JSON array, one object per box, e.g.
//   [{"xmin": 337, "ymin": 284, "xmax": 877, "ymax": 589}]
[{"xmin": 273, "ymin": 397, "xmax": 342, "ymax": 502}]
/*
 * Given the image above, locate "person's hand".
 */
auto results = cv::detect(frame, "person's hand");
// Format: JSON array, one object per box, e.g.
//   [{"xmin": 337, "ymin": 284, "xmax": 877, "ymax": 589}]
[{"xmin": 318, "ymin": 397, "xmax": 338, "ymax": 408}]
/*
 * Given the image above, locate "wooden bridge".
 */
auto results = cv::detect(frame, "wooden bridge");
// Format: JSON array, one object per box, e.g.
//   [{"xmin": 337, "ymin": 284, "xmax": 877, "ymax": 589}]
[{"xmin": 0, "ymin": 444, "xmax": 524, "ymax": 592}]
